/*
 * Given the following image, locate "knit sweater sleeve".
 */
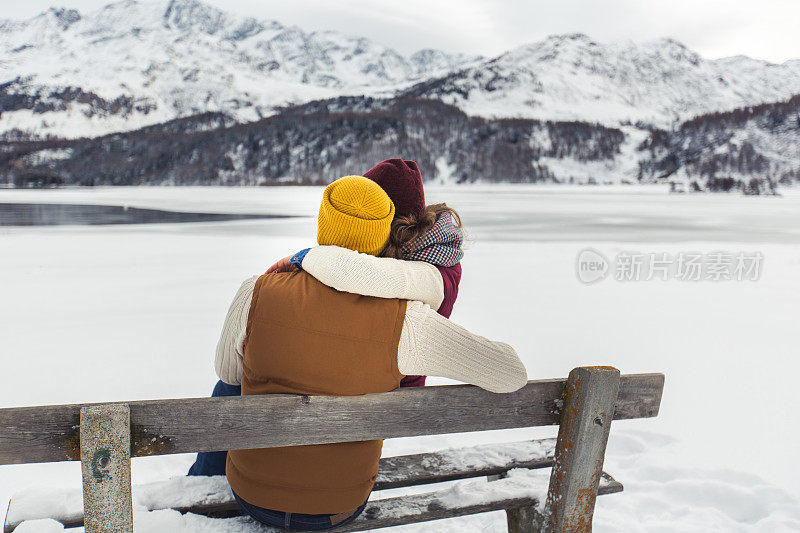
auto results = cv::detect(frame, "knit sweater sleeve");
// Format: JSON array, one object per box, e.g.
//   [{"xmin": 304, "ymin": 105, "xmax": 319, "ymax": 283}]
[
  {"xmin": 214, "ymin": 276, "xmax": 257, "ymax": 386},
  {"xmin": 397, "ymin": 301, "xmax": 528, "ymax": 393},
  {"xmin": 301, "ymin": 246, "xmax": 444, "ymax": 310}
]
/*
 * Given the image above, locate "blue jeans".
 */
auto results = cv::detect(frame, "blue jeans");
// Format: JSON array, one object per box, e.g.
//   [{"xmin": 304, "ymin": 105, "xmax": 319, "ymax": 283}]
[
  {"xmin": 234, "ymin": 492, "xmax": 367, "ymax": 531},
  {"xmin": 188, "ymin": 380, "xmax": 366, "ymax": 530}
]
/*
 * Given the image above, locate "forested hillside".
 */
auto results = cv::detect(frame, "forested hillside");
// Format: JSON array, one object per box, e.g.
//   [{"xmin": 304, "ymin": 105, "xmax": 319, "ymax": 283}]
[
  {"xmin": 639, "ymin": 95, "xmax": 800, "ymax": 194},
  {"xmin": 1, "ymin": 97, "xmax": 624, "ymax": 187}
]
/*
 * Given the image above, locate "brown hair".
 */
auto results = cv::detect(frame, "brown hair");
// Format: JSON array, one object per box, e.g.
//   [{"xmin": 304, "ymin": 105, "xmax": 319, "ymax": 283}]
[{"xmin": 380, "ymin": 203, "xmax": 463, "ymax": 259}]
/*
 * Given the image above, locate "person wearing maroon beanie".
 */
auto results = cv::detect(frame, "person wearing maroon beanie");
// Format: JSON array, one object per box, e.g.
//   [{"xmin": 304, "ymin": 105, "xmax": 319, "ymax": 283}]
[{"xmin": 362, "ymin": 159, "xmax": 464, "ymax": 388}]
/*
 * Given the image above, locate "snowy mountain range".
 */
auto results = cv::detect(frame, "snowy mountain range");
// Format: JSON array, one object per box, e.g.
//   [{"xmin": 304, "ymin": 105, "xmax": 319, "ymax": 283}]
[
  {"xmin": 1, "ymin": 0, "xmax": 800, "ymax": 192},
  {"xmin": 3, "ymin": 0, "xmax": 800, "ymax": 138},
  {"xmin": 0, "ymin": 0, "xmax": 478, "ymax": 138},
  {"xmin": 403, "ymin": 35, "xmax": 800, "ymax": 126}
]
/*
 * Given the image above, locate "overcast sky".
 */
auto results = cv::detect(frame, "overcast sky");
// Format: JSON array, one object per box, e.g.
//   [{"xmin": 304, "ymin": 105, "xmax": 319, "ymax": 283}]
[{"xmin": 6, "ymin": 0, "xmax": 800, "ymax": 63}]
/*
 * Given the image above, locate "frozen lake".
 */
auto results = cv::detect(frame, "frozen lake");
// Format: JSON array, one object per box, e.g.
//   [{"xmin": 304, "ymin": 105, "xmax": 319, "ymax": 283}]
[
  {"xmin": 3, "ymin": 184, "xmax": 799, "ymax": 242},
  {"xmin": 1, "ymin": 185, "xmax": 799, "ymax": 531},
  {"xmin": 0, "ymin": 202, "xmax": 290, "ymax": 226}
]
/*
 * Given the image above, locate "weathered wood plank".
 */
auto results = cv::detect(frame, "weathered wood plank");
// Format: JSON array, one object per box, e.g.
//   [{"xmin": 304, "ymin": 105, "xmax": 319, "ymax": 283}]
[
  {"xmin": 79, "ymin": 405, "xmax": 133, "ymax": 533},
  {"xmin": 5, "ymin": 439, "xmax": 558, "ymax": 531},
  {"xmin": 616, "ymin": 373, "xmax": 664, "ymax": 419},
  {"xmin": 340, "ymin": 495, "xmax": 539, "ymax": 532},
  {"xmin": 4, "ymin": 472, "xmax": 622, "ymax": 532},
  {"xmin": 377, "ymin": 438, "xmax": 556, "ymax": 490},
  {"xmin": 0, "ymin": 374, "xmax": 663, "ymax": 466},
  {"xmin": 543, "ymin": 367, "xmax": 620, "ymax": 533},
  {"xmin": 506, "ymin": 505, "xmax": 544, "ymax": 533},
  {"xmin": 157, "ymin": 438, "xmax": 560, "ymax": 523},
  {"xmin": 177, "ymin": 473, "xmax": 622, "ymax": 533},
  {"xmin": 205, "ymin": 474, "xmax": 623, "ymax": 533}
]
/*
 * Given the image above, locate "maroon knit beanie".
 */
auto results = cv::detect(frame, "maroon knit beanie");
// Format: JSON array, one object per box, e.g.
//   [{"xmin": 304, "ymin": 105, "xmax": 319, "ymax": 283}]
[{"xmin": 363, "ymin": 159, "xmax": 425, "ymax": 219}]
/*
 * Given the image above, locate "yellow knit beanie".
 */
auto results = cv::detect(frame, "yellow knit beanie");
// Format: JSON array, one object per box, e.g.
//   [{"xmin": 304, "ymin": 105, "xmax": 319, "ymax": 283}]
[{"xmin": 318, "ymin": 175, "xmax": 395, "ymax": 256}]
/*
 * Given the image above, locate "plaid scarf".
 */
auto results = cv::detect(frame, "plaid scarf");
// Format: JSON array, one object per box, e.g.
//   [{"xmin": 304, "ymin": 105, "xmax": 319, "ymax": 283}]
[{"xmin": 400, "ymin": 211, "xmax": 464, "ymax": 267}]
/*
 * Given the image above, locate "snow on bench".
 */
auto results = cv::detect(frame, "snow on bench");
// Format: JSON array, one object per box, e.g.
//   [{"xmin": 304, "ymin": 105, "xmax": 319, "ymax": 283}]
[
  {"xmin": 11, "ymin": 468, "xmax": 622, "ymax": 532},
  {"xmin": 6, "ymin": 439, "xmax": 558, "ymax": 530}
]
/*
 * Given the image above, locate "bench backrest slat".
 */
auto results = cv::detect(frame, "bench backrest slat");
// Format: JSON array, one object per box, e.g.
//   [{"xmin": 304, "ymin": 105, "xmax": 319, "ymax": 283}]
[{"xmin": 0, "ymin": 373, "xmax": 664, "ymax": 466}]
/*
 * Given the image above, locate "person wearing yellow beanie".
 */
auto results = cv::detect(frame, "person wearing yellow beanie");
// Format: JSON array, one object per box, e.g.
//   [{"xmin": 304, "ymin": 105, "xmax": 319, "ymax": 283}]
[{"xmin": 317, "ymin": 175, "xmax": 395, "ymax": 256}]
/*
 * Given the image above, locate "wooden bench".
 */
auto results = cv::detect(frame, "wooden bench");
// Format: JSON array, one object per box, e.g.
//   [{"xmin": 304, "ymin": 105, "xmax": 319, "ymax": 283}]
[{"xmin": 1, "ymin": 367, "xmax": 664, "ymax": 532}]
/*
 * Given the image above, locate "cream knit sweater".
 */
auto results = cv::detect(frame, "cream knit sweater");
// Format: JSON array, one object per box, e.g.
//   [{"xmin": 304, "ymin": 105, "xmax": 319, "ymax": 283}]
[{"xmin": 215, "ymin": 247, "xmax": 528, "ymax": 393}]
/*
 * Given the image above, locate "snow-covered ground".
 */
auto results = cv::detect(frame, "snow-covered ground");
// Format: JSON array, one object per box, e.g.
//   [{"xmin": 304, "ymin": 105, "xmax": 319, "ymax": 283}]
[{"xmin": 1, "ymin": 185, "xmax": 800, "ymax": 531}]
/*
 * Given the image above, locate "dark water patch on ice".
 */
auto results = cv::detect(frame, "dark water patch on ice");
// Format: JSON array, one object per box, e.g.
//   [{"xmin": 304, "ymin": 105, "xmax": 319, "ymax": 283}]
[{"xmin": 0, "ymin": 203, "xmax": 296, "ymax": 226}]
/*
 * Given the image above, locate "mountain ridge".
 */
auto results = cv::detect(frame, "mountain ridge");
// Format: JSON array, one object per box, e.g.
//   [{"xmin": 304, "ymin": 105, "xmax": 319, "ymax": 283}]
[
  {"xmin": 3, "ymin": 0, "xmax": 800, "ymax": 139},
  {"xmin": 0, "ymin": 0, "xmax": 479, "ymax": 138},
  {"xmin": 401, "ymin": 33, "xmax": 800, "ymax": 126}
]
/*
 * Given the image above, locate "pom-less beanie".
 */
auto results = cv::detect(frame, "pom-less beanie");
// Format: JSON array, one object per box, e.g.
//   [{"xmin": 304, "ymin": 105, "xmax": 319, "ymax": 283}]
[
  {"xmin": 317, "ymin": 175, "xmax": 395, "ymax": 256},
  {"xmin": 363, "ymin": 159, "xmax": 425, "ymax": 220}
]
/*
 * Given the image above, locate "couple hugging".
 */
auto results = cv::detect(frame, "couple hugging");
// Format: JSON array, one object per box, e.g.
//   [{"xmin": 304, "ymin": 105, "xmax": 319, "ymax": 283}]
[{"xmin": 188, "ymin": 159, "xmax": 528, "ymax": 530}]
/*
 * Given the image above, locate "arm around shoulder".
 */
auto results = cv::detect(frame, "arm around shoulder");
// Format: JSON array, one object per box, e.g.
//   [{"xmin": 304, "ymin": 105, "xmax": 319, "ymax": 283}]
[{"xmin": 302, "ymin": 246, "xmax": 444, "ymax": 309}]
